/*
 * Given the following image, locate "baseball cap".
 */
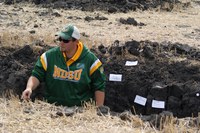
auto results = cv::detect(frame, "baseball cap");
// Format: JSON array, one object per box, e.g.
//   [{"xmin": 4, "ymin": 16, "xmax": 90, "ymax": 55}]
[{"xmin": 56, "ymin": 24, "xmax": 80, "ymax": 40}]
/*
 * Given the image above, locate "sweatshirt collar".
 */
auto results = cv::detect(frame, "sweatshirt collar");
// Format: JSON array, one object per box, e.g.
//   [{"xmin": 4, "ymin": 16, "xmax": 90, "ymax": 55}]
[{"xmin": 62, "ymin": 41, "xmax": 83, "ymax": 66}]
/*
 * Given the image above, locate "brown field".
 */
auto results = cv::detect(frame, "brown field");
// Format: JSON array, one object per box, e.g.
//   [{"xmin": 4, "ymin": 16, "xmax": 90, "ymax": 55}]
[{"xmin": 0, "ymin": 0, "xmax": 200, "ymax": 48}]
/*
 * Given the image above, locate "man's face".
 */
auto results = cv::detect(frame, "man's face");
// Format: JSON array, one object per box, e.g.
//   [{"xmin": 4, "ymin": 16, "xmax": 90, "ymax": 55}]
[{"xmin": 58, "ymin": 37, "xmax": 74, "ymax": 52}]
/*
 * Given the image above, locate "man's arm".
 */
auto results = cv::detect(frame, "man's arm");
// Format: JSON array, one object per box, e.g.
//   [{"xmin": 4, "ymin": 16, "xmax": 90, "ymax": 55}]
[
  {"xmin": 95, "ymin": 90, "xmax": 105, "ymax": 106},
  {"xmin": 21, "ymin": 76, "xmax": 40, "ymax": 100}
]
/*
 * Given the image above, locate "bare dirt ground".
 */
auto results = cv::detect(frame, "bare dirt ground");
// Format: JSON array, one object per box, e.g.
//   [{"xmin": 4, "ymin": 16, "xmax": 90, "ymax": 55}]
[
  {"xmin": 0, "ymin": 0, "xmax": 200, "ymax": 47},
  {"xmin": 1, "ymin": 0, "xmax": 200, "ymax": 132}
]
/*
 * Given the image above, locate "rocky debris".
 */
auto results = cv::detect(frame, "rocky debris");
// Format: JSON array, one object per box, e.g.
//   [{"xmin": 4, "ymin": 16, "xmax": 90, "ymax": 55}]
[
  {"xmin": 84, "ymin": 15, "xmax": 108, "ymax": 22},
  {"xmin": 119, "ymin": 111, "xmax": 133, "ymax": 122},
  {"xmin": 119, "ymin": 17, "xmax": 146, "ymax": 26},
  {"xmin": 141, "ymin": 111, "xmax": 174, "ymax": 129},
  {"xmin": 56, "ymin": 106, "xmax": 83, "ymax": 116},
  {"xmin": 1, "ymin": 40, "xmax": 200, "ymax": 118},
  {"xmin": 29, "ymin": 30, "xmax": 36, "ymax": 34},
  {"xmin": 96, "ymin": 105, "xmax": 110, "ymax": 116}
]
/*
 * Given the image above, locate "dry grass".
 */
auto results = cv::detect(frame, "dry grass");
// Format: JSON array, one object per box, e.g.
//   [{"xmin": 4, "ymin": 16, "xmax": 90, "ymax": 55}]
[
  {"xmin": 0, "ymin": 96, "xmax": 199, "ymax": 133},
  {"xmin": 0, "ymin": 97, "xmax": 147, "ymax": 133}
]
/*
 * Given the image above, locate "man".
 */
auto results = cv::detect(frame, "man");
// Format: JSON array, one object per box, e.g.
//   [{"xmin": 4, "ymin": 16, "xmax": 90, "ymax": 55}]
[{"xmin": 21, "ymin": 24, "xmax": 106, "ymax": 107}]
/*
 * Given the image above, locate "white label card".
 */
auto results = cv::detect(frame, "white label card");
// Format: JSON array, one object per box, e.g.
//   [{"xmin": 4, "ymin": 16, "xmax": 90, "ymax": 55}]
[
  {"xmin": 125, "ymin": 61, "xmax": 138, "ymax": 66},
  {"xmin": 109, "ymin": 74, "xmax": 122, "ymax": 82},
  {"xmin": 134, "ymin": 95, "xmax": 147, "ymax": 106},
  {"xmin": 152, "ymin": 100, "xmax": 165, "ymax": 109}
]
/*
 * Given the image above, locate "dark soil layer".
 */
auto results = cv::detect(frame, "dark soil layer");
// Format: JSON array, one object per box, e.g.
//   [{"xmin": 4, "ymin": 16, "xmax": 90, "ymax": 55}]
[
  {"xmin": 1, "ymin": 40, "xmax": 200, "ymax": 118},
  {"xmin": 2, "ymin": 0, "xmax": 191, "ymax": 12}
]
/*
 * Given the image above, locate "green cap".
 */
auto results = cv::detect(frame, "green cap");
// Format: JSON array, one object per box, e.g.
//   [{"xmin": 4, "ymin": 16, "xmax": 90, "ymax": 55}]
[{"xmin": 56, "ymin": 24, "xmax": 80, "ymax": 40}]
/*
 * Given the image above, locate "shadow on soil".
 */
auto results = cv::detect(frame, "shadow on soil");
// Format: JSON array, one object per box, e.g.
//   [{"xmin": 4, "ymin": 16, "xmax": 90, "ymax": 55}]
[{"xmin": 1, "ymin": 40, "xmax": 200, "ymax": 118}]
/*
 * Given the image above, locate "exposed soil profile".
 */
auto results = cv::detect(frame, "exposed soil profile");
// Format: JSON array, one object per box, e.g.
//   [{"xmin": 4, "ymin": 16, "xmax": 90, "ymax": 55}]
[{"xmin": 1, "ymin": 40, "xmax": 200, "ymax": 118}]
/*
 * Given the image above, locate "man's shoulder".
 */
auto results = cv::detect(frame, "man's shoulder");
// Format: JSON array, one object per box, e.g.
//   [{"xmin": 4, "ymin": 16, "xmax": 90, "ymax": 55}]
[
  {"xmin": 46, "ymin": 46, "xmax": 60, "ymax": 54},
  {"xmin": 82, "ymin": 45, "xmax": 96, "ymax": 57},
  {"xmin": 41, "ymin": 46, "xmax": 60, "ymax": 59}
]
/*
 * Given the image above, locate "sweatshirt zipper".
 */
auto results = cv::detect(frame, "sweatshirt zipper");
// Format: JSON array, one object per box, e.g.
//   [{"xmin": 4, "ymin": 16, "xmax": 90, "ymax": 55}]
[{"xmin": 63, "ymin": 52, "xmax": 70, "ymax": 71}]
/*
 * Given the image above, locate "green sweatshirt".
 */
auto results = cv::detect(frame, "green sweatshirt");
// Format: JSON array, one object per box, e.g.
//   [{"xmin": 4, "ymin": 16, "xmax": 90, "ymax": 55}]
[{"xmin": 32, "ymin": 41, "xmax": 106, "ymax": 106}]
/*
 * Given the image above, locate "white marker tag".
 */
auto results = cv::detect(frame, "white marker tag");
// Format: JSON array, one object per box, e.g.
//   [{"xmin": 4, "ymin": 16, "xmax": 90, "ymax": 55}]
[
  {"xmin": 109, "ymin": 74, "xmax": 122, "ymax": 82},
  {"xmin": 152, "ymin": 100, "xmax": 165, "ymax": 109},
  {"xmin": 134, "ymin": 95, "xmax": 147, "ymax": 106},
  {"xmin": 125, "ymin": 61, "xmax": 138, "ymax": 66}
]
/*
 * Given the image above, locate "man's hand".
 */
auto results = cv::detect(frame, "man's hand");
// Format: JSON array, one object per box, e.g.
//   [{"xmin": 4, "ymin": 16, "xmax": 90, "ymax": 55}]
[
  {"xmin": 21, "ymin": 76, "xmax": 40, "ymax": 100},
  {"xmin": 21, "ymin": 88, "xmax": 32, "ymax": 100},
  {"xmin": 95, "ymin": 90, "xmax": 105, "ymax": 106}
]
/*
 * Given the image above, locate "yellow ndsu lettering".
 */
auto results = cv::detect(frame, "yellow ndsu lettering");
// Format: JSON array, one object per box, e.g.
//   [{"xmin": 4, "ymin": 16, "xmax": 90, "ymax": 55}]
[
  {"xmin": 74, "ymin": 69, "xmax": 82, "ymax": 81},
  {"xmin": 60, "ymin": 69, "xmax": 68, "ymax": 79},
  {"xmin": 53, "ymin": 66, "xmax": 60, "ymax": 78},
  {"xmin": 53, "ymin": 65, "xmax": 82, "ymax": 81},
  {"xmin": 68, "ymin": 71, "xmax": 74, "ymax": 80}
]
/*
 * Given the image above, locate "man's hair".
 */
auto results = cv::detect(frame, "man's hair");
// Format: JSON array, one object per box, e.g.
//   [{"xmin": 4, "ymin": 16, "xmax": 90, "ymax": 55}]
[{"xmin": 72, "ymin": 37, "xmax": 77, "ymax": 42}]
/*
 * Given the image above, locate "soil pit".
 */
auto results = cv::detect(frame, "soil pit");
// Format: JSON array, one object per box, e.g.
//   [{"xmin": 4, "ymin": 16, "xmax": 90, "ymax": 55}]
[{"xmin": 1, "ymin": 40, "xmax": 200, "ymax": 118}]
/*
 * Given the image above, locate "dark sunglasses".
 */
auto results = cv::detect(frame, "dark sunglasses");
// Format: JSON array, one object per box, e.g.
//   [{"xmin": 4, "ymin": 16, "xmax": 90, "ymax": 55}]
[{"xmin": 58, "ymin": 37, "xmax": 71, "ymax": 43}]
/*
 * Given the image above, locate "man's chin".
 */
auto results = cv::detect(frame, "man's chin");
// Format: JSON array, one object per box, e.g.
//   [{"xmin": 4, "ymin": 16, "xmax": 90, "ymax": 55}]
[{"xmin": 60, "ymin": 48, "xmax": 65, "ymax": 52}]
